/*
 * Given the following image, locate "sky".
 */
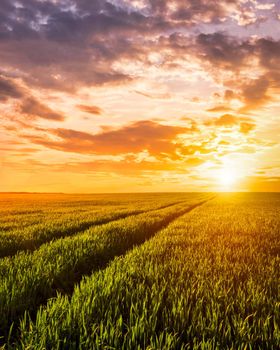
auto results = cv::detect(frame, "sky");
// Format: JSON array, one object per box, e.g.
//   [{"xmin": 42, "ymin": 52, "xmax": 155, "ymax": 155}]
[{"xmin": 1, "ymin": 0, "xmax": 280, "ymax": 193}]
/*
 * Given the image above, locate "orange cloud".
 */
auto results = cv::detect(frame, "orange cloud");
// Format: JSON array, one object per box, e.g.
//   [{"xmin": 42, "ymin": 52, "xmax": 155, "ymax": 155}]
[
  {"xmin": 24, "ymin": 120, "xmax": 198, "ymax": 160},
  {"xmin": 205, "ymin": 114, "xmax": 256, "ymax": 134},
  {"xmin": 207, "ymin": 105, "xmax": 232, "ymax": 113},
  {"xmin": 77, "ymin": 105, "xmax": 103, "ymax": 115},
  {"xmin": 240, "ymin": 76, "xmax": 270, "ymax": 112},
  {"xmin": 240, "ymin": 122, "xmax": 255, "ymax": 134},
  {"xmin": 19, "ymin": 97, "xmax": 65, "ymax": 121}
]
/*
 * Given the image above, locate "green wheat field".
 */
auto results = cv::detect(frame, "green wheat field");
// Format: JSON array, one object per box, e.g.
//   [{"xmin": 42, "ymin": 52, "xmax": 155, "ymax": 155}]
[{"xmin": 0, "ymin": 192, "xmax": 279, "ymax": 349}]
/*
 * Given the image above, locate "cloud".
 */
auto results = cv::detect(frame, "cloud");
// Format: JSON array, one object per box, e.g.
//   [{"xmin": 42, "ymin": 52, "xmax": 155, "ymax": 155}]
[
  {"xmin": 185, "ymin": 33, "xmax": 280, "ymax": 111},
  {"xmin": 19, "ymin": 97, "xmax": 65, "ymax": 121},
  {"xmin": 194, "ymin": 32, "xmax": 253, "ymax": 70},
  {"xmin": 257, "ymin": 38, "xmax": 280, "ymax": 71},
  {"xmin": 0, "ymin": 0, "xmax": 279, "ymax": 106},
  {"xmin": 0, "ymin": 0, "xmax": 151, "ymax": 91},
  {"xmin": 255, "ymin": 2, "xmax": 275, "ymax": 10},
  {"xmin": 142, "ymin": 0, "xmax": 241, "ymax": 27},
  {"xmin": 214, "ymin": 114, "xmax": 239, "ymax": 127},
  {"xmin": 240, "ymin": 76, "xmax": 270, "ymax": 112},
  {"xmin": 0, "ymin": 0, "xmax": 244, "ymax": 92},
  {"xmin": 0, "ymin": 76, "xmax": 24, "ymax": 101},
  {"xmin": 134, "ymin": 90, "xmax": 171, "ymax": 100},
  {"xmin": 77, "ymin": 104, "xmax": 103, "ymax": 115},
  {"xmin": 205, "ymin": 114, "xmax": 256, "ymax": 133},
  {"xmin": 0, "ymin": 75, "xmax": 65, "ymax": 123},
  {"xmin": 207, "ymin": 105, "xmax": 232, "ymax": 112},
  {"xmin": 224, "ymin": 89, "xmax": 235, "ymax": 100},
  {"xmin": 23, "ymin": 119, "xmax": 199, "ymax": 159},
  {"xmin": 240, "ymin": 122, "xmax": 256, "ymax": 134}
]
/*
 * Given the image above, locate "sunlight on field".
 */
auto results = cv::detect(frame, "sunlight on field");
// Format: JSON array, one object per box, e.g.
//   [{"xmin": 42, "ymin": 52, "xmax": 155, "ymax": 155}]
[{"xmin": 0, "ymin": 192, "xmax": 279, "ymax": 349}]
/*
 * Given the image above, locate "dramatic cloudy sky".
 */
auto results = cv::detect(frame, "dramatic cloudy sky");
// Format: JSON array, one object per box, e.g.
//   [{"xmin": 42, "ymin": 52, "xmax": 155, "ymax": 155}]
[{"xmin": 1, "ymin": 0, "xmax": 280, "ymax": 192}]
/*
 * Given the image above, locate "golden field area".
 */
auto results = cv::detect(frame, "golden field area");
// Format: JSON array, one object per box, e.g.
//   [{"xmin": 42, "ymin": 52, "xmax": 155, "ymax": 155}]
[{"xmin": 0, "ymin": 193, "xmax": 279, "ymax": 349}]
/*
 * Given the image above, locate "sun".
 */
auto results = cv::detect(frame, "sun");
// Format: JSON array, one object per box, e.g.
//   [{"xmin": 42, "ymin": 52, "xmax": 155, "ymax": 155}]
[{"xmin": 218, "ymin": 167, "xmax": 237, "ymax": 189}]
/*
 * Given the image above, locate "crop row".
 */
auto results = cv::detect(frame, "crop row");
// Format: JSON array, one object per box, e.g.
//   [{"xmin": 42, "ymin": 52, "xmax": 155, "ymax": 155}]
[
  {"xmin": 0, "ymin": 196, "xmax": 209, "ymax": 341},
  {"xmin": 0, "ymin": 206, "xmax": 104, "ymax": 232},
  {"xmin": 0, "ymin": 199, "xmax": 189, "ymax": 258},
  {"xmin": 0, "ymin": 193, "xmax": 190, "ymax": 232},
  {"xmin": 0, "ymin": 193, "xmax": 195, "ymax": 215},
  {"xmin": 15, "ymin": 193, "xmax": 279, "ymax": 349}
]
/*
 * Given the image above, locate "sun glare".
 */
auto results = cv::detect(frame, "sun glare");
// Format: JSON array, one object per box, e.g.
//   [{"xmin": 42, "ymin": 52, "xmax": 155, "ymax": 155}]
[{"xmin": 218, "ymin": 167, "xmax": 237, "ymax": 189}]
